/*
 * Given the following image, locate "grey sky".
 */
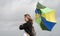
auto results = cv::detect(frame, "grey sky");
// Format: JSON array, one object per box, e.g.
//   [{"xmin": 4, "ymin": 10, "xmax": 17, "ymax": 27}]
[{"xmin": 0, "ymin": 0, "xmax": 60, "ymax": 36}]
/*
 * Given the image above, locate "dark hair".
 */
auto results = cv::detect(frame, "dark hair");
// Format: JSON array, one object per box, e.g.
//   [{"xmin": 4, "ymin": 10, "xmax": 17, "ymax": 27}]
[{"xmin": 24, "ymin": 14, "xmax": 33, "ymax": 23}]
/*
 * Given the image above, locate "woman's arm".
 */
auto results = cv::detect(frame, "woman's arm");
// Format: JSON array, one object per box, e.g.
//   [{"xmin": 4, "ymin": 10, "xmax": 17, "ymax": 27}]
[{"xmin": 19, "ymin": 24, "xmax": 24, "ymax": 30}]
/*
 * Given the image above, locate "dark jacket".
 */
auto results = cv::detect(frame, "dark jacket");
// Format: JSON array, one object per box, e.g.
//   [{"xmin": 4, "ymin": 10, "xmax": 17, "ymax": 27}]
[{"xmin": 19, "ymin": 21, "xmax": 36, "ymax": 36}]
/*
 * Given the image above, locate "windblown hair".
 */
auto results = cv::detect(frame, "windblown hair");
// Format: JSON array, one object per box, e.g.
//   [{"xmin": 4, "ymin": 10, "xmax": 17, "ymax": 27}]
[{"xmin": 24, "ymin": 14, "xmax": 33, "ymax": 23}]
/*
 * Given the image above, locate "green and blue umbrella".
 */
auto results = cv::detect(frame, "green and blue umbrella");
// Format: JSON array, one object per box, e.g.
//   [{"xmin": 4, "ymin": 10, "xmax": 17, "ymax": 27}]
[{"xmin": 35, "ymin": 2, "xmax": 56, "ymax": 31}]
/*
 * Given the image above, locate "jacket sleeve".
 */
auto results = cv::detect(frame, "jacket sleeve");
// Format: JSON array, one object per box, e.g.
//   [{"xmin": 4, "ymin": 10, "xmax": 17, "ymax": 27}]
[{"xmin": 19, "ymin": 24, "xmax": 24, "ymax": 30}]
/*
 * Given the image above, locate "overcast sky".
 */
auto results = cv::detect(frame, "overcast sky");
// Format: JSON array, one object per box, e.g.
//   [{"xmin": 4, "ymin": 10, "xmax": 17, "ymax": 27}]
[{"xmin": 0, "ymin": 0, "xmax": 60, "ymax": 36}]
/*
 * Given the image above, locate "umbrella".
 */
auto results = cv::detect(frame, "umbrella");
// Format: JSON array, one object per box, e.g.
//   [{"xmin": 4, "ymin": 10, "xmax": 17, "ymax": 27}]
[{"xmin": 35, "ymin": 2, "xmax": 56, "ymax": 31}]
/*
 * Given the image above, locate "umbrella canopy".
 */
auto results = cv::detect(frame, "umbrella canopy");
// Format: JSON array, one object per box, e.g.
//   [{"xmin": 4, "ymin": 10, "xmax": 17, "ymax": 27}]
[{"xmin": 35, "ymin": 2, "xmax": 56, "ymax": 31}]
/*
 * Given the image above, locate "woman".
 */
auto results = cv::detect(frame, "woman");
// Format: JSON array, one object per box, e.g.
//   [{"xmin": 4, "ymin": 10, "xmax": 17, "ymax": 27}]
[{"xmin": 19, "ymin": 14, "xmax": 36, "ymax": 36}]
